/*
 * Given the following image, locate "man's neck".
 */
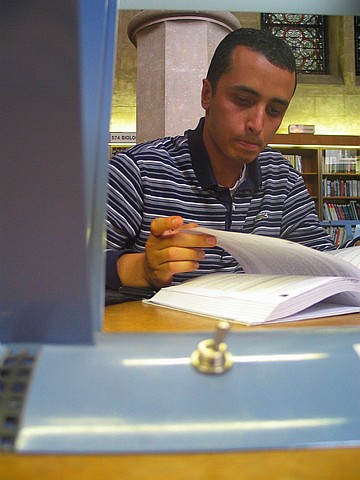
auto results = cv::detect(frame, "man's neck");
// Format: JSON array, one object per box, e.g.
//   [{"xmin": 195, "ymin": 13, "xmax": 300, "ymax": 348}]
[
  {"xmin": 213, "ymin": 164, "xmax": 244, "ymax": 188},
  {"xmin": 202, "ymin": 121, "xmax": 245, "ymax": 188},
  {"xmin": 207, "ymin": 149, "xmax": 244, "ymax": 188}
]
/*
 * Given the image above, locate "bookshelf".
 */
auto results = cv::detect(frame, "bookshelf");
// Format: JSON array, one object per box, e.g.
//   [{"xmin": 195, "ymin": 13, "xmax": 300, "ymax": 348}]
[{"xmin": 271, "ymin": 134, "xmax": 360, "ymax": 244}]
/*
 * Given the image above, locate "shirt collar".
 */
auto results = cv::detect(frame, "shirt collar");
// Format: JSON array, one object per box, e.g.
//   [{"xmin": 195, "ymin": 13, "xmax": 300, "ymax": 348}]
[{"xmin": 186, "ymin": 117, "xmax": 262, "ymax": 193}]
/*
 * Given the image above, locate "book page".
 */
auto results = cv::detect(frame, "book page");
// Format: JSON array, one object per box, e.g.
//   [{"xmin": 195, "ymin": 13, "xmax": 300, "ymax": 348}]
[
  {"xmin": 325, "ymin": 246, "xmax": 360, "ymax": 269},
  {"xmin": 146, "ymin": 273, "xmax": 360, "ymax": 324},
  {"xmin": 268, "ymin": 302, "xmax": 360, "ymax": 324},
  {"xmin": 188, "ymin": 227, "xmax": 360, "ymax": 279}
]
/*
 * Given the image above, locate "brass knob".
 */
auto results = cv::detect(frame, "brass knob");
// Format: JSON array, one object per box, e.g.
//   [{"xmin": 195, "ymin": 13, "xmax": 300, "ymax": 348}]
[{"xmin": 191, "ymin": 321, "xmax": 232, "ymax": 374}]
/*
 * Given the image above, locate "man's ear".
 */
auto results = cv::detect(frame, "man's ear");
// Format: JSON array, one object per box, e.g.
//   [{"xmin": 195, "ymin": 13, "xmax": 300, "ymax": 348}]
[{"xmin": 201, "ymin": 78, "xmax": 212, "ymax": 110}]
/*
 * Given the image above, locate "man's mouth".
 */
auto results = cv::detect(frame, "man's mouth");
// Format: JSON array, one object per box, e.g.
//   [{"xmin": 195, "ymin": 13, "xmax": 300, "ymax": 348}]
[{"xmin": 235, "ymin": 138, "xmax": 261, "ymax": 151}]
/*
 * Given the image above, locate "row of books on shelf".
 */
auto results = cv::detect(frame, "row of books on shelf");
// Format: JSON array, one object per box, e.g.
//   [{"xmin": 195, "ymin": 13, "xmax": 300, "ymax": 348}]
[
  {"xmin": 283, "ymin": 154, "xmax": 302, "ymax": 173},
  {"xmin": 323, "ymin": 226, "xmax": 350, "ymax": 246},
  {"xmin": 322, "ymin": 223, "xmax": 360, "ymax": 246},
  {"xmin": 322, "ymin": 178, "xmax": 360, "ymax": 197},
  {"xmin": 323, "ymin": 201, "xmax": 360, "ymax": 221},
  {"xmin": 322, "ymin": 149, "xmax": 359, "ymax": 174}
]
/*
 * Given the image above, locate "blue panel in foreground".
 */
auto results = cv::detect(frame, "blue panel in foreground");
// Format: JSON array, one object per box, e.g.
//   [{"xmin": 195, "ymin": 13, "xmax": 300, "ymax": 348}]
[{"xmin": 15, "ymin": 328, "xmax": 360, "ymax": 453}]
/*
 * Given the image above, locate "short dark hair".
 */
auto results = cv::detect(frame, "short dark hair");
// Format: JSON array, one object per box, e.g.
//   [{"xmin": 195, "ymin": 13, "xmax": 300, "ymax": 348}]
[{"xmin": 206, "ymin": 28, "xmax": 297, "ymax": 91}]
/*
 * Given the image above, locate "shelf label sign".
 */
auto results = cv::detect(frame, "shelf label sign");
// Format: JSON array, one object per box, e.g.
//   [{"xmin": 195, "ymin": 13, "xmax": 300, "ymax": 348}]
[{"xmin": 109, "ymin": 132, "xmax": 136, "ymax": 144}]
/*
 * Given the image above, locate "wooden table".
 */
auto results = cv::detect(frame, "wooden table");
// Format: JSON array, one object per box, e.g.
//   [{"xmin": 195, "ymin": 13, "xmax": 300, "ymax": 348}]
[
  {"xmin": 104, "ymin": 300, "xmax": 360, "ymax": 333},
  {"xmin": 1, "ymin": 302, "xmax": 360, "ymax": 480}
]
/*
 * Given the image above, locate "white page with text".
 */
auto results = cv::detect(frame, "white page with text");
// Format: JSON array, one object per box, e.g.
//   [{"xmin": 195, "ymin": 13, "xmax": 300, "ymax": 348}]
[{"xmin": 188, "ymin": 227, "xmax": 360, "ymax": 279}]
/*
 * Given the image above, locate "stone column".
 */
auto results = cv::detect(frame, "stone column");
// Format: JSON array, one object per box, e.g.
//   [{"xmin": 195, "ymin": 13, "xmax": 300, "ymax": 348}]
[{"xmin": 128, "ymin": 10, "xmax": 240, "ymax": 143}]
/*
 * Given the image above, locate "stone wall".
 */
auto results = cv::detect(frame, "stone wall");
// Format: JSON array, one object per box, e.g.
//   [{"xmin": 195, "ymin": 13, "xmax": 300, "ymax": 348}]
[{"xmin": 110, "ymin": 12, "xmax": 360, "ymax": 136}]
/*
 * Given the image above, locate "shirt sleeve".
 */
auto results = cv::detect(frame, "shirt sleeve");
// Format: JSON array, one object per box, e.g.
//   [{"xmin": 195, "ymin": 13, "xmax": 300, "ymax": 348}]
[
  {"xmin": 105, "ymin": 152, "xmax": 144, "ymax": 289},
  {"xmin": 105, "ymin": 249, "xmax": 122, "ymax": 290},
  {"xmin": 280, "ymin": 173, "xmax": 336, "ymax": 251}
]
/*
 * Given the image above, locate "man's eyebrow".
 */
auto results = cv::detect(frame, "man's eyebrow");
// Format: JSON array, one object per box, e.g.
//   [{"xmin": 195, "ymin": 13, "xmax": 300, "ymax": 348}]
[{"xmin": 232, "ymin": 85, "xmax": 290, "ymax": 107}]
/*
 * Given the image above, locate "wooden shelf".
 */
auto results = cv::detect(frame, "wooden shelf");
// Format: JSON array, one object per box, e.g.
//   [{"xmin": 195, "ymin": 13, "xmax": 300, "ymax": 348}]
[{"xmin": 272, "ymin": 133, "xmax": 360, "ymax": 147}]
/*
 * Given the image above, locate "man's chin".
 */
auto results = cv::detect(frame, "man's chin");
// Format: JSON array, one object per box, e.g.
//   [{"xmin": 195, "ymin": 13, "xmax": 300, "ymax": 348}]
[
  {"xmin": 232, "ymin": 146, "xmax": 262, "ymax": 163},
  {"xmin": 235, "ymin": 153, "xmax": 259, "ymax": 165}
]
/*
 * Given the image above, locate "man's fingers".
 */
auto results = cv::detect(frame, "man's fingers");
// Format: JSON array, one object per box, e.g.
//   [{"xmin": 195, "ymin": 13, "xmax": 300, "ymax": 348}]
[
  {"xmin": 144, "ymin": 259, "xmax": 201, "ymax": 289},
  {"xmin": 150, "ymin": 216, "xmax": 183, "ymax": 237},
  {"xmin": 145, "ymin": 216, "xmax": 217, "ymax": 288},
  {"xmin": 147, "ymin": 230, "xmax": 216, "ymax": 250},
  {"xmin": 157, "ymin": 246, "xmax": 205, "ymax": 264},
  {"xmin": 181, "ymin": 222, "xmax": 198, "ymax": 230}
]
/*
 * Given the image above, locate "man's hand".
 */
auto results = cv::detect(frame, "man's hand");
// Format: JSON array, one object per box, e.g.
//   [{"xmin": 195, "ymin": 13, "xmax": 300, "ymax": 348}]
[
  {"xmin": 117, "ymin": 216, "xmax": 217, "ymax": 289},
  {"xmin": 143, "ymin": 216, "xmax": 217, "ymax": 288}
]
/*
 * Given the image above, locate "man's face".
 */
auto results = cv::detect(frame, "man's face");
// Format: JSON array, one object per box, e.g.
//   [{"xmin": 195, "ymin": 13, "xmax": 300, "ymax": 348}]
[{"xmin": 202, "ymin": 46, "xmax": 296, "ymax": 171}]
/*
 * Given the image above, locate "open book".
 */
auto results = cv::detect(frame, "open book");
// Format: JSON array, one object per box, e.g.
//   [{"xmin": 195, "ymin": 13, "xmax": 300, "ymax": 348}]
[{"xmin": 145, "ymin": 227, "xmax": 360, "ymax": 325}]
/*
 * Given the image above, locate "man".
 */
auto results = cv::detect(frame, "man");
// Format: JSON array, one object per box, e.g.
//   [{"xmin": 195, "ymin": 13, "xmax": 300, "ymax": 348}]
[{"xmin": 106, "ymin": 28, "xmax": 348, "ymax": 291}]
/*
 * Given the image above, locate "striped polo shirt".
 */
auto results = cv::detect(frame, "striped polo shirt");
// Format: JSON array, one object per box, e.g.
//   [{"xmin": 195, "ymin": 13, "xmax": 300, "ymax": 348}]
[{"xmin": 106, "ymin": 118, "xmax": 335, "ymax": 289}]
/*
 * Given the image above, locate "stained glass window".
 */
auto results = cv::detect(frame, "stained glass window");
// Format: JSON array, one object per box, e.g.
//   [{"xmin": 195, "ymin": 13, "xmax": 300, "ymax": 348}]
[
  {"xmin": 355, "ymin": 17, "xmax": 360, "ymax": 76},
  {"xmin": 261, "ymin": 14, "xmax": 328, "ymax": 75}
]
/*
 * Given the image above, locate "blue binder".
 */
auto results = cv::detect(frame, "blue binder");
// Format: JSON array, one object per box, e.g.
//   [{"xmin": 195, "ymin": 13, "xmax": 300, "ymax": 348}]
[{"xmin": 7, "ymin": 329, "xmax": 360, "ymax": 453}]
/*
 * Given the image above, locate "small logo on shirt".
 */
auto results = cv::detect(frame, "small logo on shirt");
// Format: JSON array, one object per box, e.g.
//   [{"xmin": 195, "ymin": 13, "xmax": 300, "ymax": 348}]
[{"xmin": 255, "ymin": 212, "xmax": 269, "ymax": 222}]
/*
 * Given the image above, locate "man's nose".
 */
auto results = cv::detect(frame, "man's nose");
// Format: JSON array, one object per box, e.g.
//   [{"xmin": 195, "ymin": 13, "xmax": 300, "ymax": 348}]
[{"xmin": 245, "ymin": 106, "xmax": 265, "ymax": 134}]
